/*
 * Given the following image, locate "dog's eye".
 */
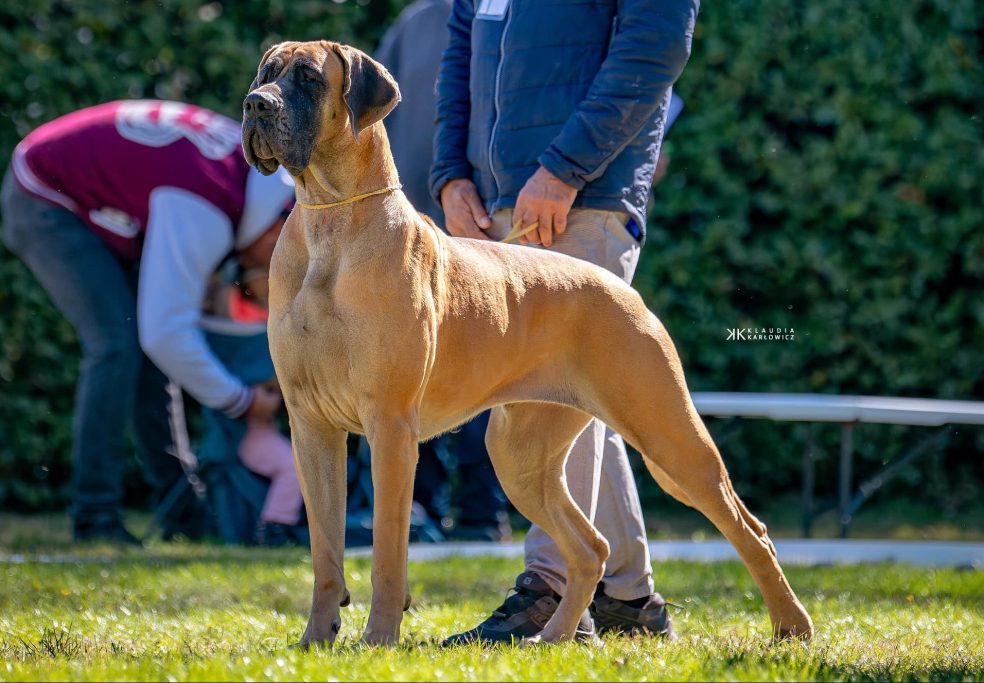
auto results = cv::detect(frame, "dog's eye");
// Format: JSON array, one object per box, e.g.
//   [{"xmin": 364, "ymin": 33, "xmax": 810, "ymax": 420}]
[
  {"xmin": 298, "ymin": 66, "xmax": 321, "ymax": 84},
  {"xmin": 258, "ymin": 62, "xmax": 280, "ymax": 85}
]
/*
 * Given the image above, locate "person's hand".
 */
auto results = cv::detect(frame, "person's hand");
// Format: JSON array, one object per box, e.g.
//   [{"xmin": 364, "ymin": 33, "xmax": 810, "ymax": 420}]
[
  {"xmin": 440, "ymin": 178, "xmax": 492, "ymax": 240},
  {"xmin": 244, "ymin": 383, "xmax": 282, "ymax": 425},
  {"xmin": 513, "ymin": 166, "xmax": 578, "ymax": 248}
]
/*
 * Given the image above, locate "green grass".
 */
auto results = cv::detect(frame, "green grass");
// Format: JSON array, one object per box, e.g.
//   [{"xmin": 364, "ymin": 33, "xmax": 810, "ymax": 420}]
[{"xmin": 2, "ymin": 544, "xmax": 983, "ymax": 681}]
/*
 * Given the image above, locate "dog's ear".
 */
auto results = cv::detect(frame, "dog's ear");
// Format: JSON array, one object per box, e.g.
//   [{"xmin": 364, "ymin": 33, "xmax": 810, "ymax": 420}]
[{"xmin": 331, "ymin": 43, "xmax": 401, "ymax": 139}]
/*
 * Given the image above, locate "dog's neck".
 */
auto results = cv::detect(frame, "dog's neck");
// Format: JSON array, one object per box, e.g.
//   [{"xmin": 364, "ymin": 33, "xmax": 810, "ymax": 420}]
[{"xmin": 292, "ymin": 123, "xmax": 401, "ymax": 209}]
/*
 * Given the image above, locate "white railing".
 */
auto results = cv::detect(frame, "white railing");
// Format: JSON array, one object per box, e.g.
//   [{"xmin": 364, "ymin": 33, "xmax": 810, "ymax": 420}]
[{"xmin": 690, "ymin": 393, "xmax": 984, "ymax": 537}]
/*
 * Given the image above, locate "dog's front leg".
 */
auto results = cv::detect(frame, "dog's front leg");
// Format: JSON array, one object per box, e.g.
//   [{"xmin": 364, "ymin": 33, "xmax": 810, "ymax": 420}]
[
  {"xmin": 361, "ymin": 414, "xmax": 419, "ymax": 646},
  {"xmin": 290, "ymin": 416, "xmax": 350, "ymax": 649}
]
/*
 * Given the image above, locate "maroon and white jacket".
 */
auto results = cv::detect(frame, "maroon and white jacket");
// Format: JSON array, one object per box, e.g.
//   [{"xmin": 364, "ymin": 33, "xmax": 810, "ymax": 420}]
[{"xmin": 13, "ymin": 100, "xmax": 295, "ymax": 417}]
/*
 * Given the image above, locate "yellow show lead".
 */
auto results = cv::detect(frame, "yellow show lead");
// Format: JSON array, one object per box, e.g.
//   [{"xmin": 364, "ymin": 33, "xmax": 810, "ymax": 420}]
[{"xmin": 298, "ymin": 184, "xmax": 402, "ymax": 210}]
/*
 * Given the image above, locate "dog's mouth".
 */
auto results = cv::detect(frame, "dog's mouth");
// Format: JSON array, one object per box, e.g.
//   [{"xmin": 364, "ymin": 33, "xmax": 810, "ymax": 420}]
[{"xmin": 242, "ymin": 123, "xmax": 282, "ymax": 176}]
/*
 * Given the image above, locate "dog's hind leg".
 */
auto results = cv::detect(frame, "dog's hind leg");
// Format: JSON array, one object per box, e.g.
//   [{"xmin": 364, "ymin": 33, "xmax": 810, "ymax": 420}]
[
  {"xmin": 642, "ymin": 458, "xmax": 776, "ymax": 560},
  {"xmin": 642, "ymin": 458, "xmax": 776, "ymax": 563},
  {"xmin": 290, "ymin": 414, "xmax": 350, "ymax": 649},
  {"xmin": 642, "ymin": 428, "xmax": 807, "ymax": 637},
  {"xmin": 584, "ymin": 312, "xmax": 813, "ymax": 640},
  {"xmin": 484, "ymin": 403, "xmax": 608, "ymax": 644},
  {"xmin": 640, "ymin": 459, "xmax": 694, "ymax": 508}
]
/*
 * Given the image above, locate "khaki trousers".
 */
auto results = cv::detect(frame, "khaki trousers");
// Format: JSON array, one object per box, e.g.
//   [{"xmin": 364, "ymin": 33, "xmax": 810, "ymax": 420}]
[{"xmin": 486, "ymin": 207, "xmax": 654, "ymax": 601}]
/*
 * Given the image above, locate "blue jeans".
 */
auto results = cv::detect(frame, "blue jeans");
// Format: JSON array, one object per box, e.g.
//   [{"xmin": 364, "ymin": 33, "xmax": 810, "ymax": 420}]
[{"xmin": 2, "ymin": 170, "xmax": 184, "ymax": 525}]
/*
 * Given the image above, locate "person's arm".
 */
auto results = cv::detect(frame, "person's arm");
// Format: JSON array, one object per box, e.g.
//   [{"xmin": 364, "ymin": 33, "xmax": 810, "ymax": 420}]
[
  {"xmin": 429, "ymin": 0, "xmax": 476, "ymax": 206},
  {"xmin": 430, "ymin": 1, "xmax": 493, "ymax": 239},
  {"xmin": 514, "ymin": 0, "xmax": 698, "ymax": 246},
  {"xmin": 137, "ymin": 187, "xmax": 254, "ymax": 418},
  {"xmin": 537, "ymin": 0, "xmax": 698, "ymax": 189}
]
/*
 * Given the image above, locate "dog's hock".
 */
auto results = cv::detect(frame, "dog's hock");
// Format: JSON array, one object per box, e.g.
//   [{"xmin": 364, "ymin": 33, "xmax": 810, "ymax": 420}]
[{"xmin": 332, "ymin": 43, "xmax": 401, "ymax": 138}]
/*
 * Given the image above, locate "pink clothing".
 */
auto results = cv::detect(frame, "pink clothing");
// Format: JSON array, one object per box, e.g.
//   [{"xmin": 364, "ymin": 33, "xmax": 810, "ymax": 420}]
[
  {"xmin": 239, "ymin": 423, "xmax": 303, "ymax": 526},
  {"xmin": 12, "ymin": 100, "xmax": 249, "ymax": 261}
]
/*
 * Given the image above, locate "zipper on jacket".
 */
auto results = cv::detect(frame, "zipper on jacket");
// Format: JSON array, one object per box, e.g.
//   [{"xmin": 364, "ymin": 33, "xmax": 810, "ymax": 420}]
[{"xmin": 487, "ymin": 3, "xmax": 513, "ymax": 202}]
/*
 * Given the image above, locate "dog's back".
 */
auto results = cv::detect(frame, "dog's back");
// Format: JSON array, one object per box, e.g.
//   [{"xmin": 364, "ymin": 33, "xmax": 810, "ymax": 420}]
[{"xmin": 413, "ymin": 221, "xmax": 652, "ymax": 436}]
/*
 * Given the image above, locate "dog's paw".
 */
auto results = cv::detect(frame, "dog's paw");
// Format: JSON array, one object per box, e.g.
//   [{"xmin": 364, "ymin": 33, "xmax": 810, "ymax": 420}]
[
  {"xmin": 774, "ymin": 617, "xmax": 814, "ymax": 642},
  {"xmin": 360, "ymin": 628, "xmax": 400, "ymax": 647},
  {"xmin": 292, "ymin": 616, "xmax": 341, "ymax": 650},
  {"xmin": 521, "ymin": 630, "xmax": 602, "ymax": 648},
  {"xmin": 290, "ymin": 638, "xmax": 330, "ymax": 651}
]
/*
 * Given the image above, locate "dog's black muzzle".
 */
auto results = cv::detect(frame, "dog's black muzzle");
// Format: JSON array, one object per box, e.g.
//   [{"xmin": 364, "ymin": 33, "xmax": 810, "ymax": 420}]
[{"xmin": 242, "ymin": 90, "xmax": 283, "ymax": 175}]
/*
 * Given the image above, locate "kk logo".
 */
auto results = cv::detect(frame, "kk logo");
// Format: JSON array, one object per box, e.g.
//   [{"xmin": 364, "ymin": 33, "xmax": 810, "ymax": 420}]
[{"xmin": 726, "ymin": 327, "xmax": 795, "ymax": 342}]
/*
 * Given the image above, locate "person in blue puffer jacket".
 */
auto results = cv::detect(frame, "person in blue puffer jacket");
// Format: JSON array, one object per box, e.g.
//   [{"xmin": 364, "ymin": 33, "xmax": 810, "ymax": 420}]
[{"xmin": 431, "ymin": 0, "xmax": 699, "ymax": 644}]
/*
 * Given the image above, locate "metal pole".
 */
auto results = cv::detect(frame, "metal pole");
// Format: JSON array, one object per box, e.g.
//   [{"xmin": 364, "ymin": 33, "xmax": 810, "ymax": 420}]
[
  {"xmin": 838, "ymin": 422, "xmax": 855, "ymax": 538},
  {"xmin": 801, "ymin": 425, "xmax": 816, "ymax": 538}
]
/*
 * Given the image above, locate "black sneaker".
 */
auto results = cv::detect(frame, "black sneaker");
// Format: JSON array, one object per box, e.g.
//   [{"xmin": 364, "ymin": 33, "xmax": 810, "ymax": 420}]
[
  {"xmin": 589, "ymin": 585, "xmax": 675, "ymax": 638},
  {"xmin": 442, "ymin": 571, "xmax": 597, "ymax": 646},
  {"xmin": 160, "ymin": 495, "xmax": 210, "ymax": 542},
  {"xmin": 256, "ymin": 521, "xmax": 294, "ymax": 547},
  {"xmin": 73, "ymin": 520, "xmax": 143, "ymax": 547}
]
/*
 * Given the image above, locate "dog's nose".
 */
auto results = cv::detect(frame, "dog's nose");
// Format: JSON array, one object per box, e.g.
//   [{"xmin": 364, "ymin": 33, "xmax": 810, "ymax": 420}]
[{"xmin": 243, "ymin": 91, "xmax": 276, "ymax": 120}]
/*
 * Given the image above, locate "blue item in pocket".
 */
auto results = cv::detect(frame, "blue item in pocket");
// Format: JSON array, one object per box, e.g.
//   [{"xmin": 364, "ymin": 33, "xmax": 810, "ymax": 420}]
[{"xmin": 625, "ymin": 217, "xmax": 642, "ymax": 241}]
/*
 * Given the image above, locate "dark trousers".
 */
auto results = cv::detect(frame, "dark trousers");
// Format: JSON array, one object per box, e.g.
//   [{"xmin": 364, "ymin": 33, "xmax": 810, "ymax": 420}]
[
  {"xmin": 447, "ymin": 409, "xmax": 508, "ymax": 526},
  {"xmin": 196, "ymin": 330, "xmax": 280, "ymax": 544},
  {"xmin": 413, "ymin": 410, "xmax": 508, "ymax": 527},
  {"xmin": 2, "ymin": 170, "xmax": 185, "ymax": 525},
  {"xmin": 351, "ymin": 410, "xmax": 507, "ymax": 529}
]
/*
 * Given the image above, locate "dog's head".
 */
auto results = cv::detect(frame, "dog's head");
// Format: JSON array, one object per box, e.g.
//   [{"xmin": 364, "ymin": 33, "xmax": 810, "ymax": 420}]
[{"xmin": 241, "ymin": 40, "xmax": 400, "ymax": 176}]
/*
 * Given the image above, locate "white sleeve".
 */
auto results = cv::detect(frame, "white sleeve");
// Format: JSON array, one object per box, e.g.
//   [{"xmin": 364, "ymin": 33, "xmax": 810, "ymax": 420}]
[{"xmin": 138, "ymin": 187, "xmax": 253, "ymax": 417}]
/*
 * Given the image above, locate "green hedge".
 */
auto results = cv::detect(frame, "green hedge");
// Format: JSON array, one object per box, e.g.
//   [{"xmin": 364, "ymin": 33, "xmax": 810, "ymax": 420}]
[
  {"xmin": 0, "ymin": 0, "xmax": 400, "ymax": 508},
  {"xmin": 634, "ymin": 0, "xmax": 984, "ymax": 512},
  {"xmin": 1, "ymin": 0, "xmax": 982, "ymax": 517}
]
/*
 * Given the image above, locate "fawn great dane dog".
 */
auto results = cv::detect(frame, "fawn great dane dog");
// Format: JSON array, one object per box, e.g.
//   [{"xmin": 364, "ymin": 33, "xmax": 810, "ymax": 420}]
[{"xmin": 241, "ymin": 40, "xmax": 814, "ymax": 647}]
